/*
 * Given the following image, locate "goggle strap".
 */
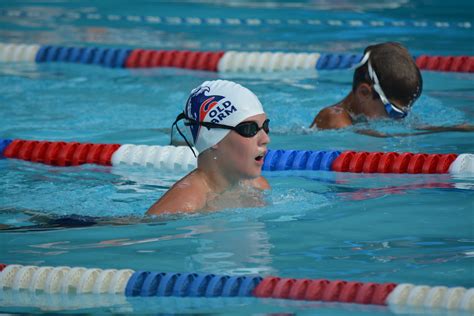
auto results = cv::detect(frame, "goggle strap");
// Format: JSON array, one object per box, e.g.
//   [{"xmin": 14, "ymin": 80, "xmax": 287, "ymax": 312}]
[
  {"xmin": 352, "ymin": 51, "xmax": 371, "ymax": 69},
  {"xmin": 170, "ymin": 112, "xmax": 197, "ymax": 158}
]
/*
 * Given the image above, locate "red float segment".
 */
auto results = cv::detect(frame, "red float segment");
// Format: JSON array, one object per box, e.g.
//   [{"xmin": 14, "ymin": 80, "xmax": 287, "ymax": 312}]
[
  {"xmin": 371, "ymin": 283, "xmax": 397, "ymax": 305},
  {"xmin": 331, "ymin": 151, "xmax": 355, "ymax": 172},
  {"xmin": 288, "ymin": 279, "xmax": 311, "ymax": 300},
  {"xmin": 354, "ymin": 282, "xmax": 378, "ymax": 304},
  {"xmin": 57, "ymin": 142, "xmax": 80, "ymax": 166},
  {"xmin": 349, "ymin": 152, "xmax": 368, "ymax": 173},
  {"xmin": 272, "ymin": 278, "xmax": 296, "ymax": 298},
  {"xmin": 3, "ymin": 139, "xmax": 120, "ymax": 166},
  {"xmin": 3, "ymin": 139, "xmax": 26, "ymax": 158},
  {"xmin": 377, "ymin": 152, "xmax": 399, "ymax": 173},
  {"xmin": 436, "ymin": 154, "xmax": 457, "ymax": 173},
  {"xmin": 125, "ymin": 49, "xmax": 224, "ymax": 71},
  {"xmin": 392, "ymin": 153, "xmax": 413, "ymax": 173},
  {"xmin": 253, "ymin": 276, "xmax": 280, "ymax": 297},
  {"xmin": 421, "ymin": 154, "xmax": 440, "ymax": 174},
  {"xmin": 407, "ymin": 153, "xmax": 427, "ymax": 174},
  {"xmin": 362, "ymin": 152, "xmax": 383, "ymax": 173},
  {"xmin": 0, "ymin": 264, "xmax": 6, "ymax": 271},
  {"xmin": 304, "ymin": 279, "xmax": 330, "ymax": 300},
  {"xmin": 416, "ymin": 55, "xmax": 474, "ymax": 73},
  {"xmin": 339, "ymin": 281, "xmax": 363, "ymax": 303},
  {"xmin": 255, "ymin": 277, "xmax": 398, "ymax": 305}
]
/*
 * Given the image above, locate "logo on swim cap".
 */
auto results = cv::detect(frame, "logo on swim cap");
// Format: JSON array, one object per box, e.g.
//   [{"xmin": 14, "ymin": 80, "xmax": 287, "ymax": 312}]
[{"xmin": 186, "ymin": 85, "xmax": 225, "ymax": 142}]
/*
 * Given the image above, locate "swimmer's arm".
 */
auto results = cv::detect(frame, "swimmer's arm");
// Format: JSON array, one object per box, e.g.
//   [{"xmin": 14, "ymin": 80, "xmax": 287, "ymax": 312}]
[
  {"xmin": 310, "ymin": 107, "xmax": 352, "ymax": 130},
  {"xmin": 355, "ymin": 123, "xmax": 474, "ymax": 138},
  {"xmin": 248, "ymin": 176, "xmax": 271, "ymax": 190},
  {"xmin": 146, "ymin": 184, "xmax": 206, "ymax": 215}
]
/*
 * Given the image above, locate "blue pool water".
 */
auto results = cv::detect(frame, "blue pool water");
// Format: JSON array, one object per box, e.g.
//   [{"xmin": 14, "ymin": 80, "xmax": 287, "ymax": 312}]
[{"xmin": 0, "ymin": 0, "xmax": 473, "ymax": 314}]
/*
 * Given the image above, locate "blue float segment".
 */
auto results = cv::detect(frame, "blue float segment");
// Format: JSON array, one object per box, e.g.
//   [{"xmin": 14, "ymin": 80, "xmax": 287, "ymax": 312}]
[
  {"xmin": 91, "ymin": 47, "xmax": 107, "ymax": 65},
  {"xmin": 172, "ymin": 273, "xmax": 198, "ymax": 297},
  {"xmin": 238, "ymin": 276, "xmax": 263, "ymax": 296},
  {"xmin": 79, "ymin": 47, "xmax": 98, "ymax": 64},
  {"xmin": 139, "ymin": 272, "xmax": 165, "ymax": 296},
  {"xmin": 263, "ymin": 149, "xmax": 341, "ymax": 171},
  {"xmin": 115, "ymin": 49, "xmax": 132, "ymax": 68},
  {"xmin": 321, "ymin": 150, "xmax": 341, "ymax": 170},
  {"xmin": 35, "ymin": 45, "xmax": 50, "ymax": 62},
  {"xmin": 316, "ymin": 53, "xmax": 364, "ymax": 70},
  {"xmin": 45, "ymin": 46, "xmax": 62, "ymax": 62},
  {"xmin": 188, "ymin": 274, "xmax": 214, "ymax": 297},
  {"xmin": 291, "ymin": 150, "xmax": 311, "ymax": 170},
  {"xmin": 125, "ymin": 271, "xmax": 151, "ymax": 296},
  {"xmin": 0, "ymin": 139, "xmax": 12, "ymax": 158},
  {"xmin": 69, "ymin": 47, "xmax": 84, "ymax": 63},
  {"xmin": 156, "ymin": 272, "xmax": 181, "ymax": 296},
  {"xmin": 205, "ymin": 275, "xmax": 229, "ymax": 297},
  {"xmin": 221, "ymin": 276, "xmax": 244, "ymax": 297}
]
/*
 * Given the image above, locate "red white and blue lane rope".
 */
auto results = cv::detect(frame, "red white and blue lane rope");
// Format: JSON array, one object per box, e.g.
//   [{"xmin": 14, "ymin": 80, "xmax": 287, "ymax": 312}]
[
  {"xmin": 0, "ymin": 264, "xmax": 472, "ymax": 311},
  {"xmin": 0, "ymin": 43, "xmax": 473, "ymax": 73},
  {"xmin": 1, "ymin": 138, "xmax": 473, "ymax": 174}
]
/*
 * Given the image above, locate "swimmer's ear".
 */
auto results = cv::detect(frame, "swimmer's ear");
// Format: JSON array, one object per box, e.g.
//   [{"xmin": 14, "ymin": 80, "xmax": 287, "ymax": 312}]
[{"xmin": 356, "ymin": 83, "xmax": 372, "ymax": 99}]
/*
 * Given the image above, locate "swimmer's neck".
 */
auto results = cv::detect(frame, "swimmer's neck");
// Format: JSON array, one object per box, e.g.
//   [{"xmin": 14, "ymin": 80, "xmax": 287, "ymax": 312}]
[
  {"xmin": 196, "ymin": 156, "xmax": 244, "ymax": 193},
  {"xmin": 339, "ymin": 92, "xmax": 363, "ymax": 119}
]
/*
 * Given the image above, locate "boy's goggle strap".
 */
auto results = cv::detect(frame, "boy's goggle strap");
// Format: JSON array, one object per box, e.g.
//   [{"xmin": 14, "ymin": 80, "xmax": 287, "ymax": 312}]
[{"xmin": 367, "ymin": 61, "xmax": 408, "ymax": 119}]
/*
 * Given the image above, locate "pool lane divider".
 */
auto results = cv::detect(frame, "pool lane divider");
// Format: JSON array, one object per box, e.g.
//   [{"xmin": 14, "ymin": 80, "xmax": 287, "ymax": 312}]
[
  {"xmin": 0, "ymin": 264, "xmax": 472, "ymax": 311},
  {"xmin": 1, "ymin": 43, "xmax": 473, "ymax": 73},
  {"xmin": 1, "ymin": 9, "xmax": 471, "ymax": 30},
  {"xmin": 0, "ymin": 138, "xmax": 473, "ymax": 174}
]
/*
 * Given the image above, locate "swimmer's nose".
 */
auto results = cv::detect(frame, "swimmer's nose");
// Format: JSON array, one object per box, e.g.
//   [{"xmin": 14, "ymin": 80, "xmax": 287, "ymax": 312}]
[{"xmin": 258, "ymin": 128, "xmax": 270, "ymax": 146}]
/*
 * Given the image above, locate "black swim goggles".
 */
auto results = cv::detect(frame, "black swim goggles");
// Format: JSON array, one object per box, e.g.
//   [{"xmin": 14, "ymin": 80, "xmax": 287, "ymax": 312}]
[
  {"xmin": 185, "ymin": 116, "xmax": 270, "ymax": 138},
  {"xmin": 170, "ymin": 112, "xmax": 270, "ymax": 157}
]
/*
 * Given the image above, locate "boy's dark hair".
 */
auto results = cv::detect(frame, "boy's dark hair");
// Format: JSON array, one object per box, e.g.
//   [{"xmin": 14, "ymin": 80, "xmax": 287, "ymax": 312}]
[{"xmin": 352, "ymin": 42, "xmax": 423, "ymax": 107}]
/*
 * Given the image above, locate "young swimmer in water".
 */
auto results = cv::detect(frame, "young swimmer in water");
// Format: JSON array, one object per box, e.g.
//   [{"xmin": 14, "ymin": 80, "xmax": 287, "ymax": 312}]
[
  {"xmin": 311, "ymin": 42, "xmax": 474, "ymax": 136},
  {"xmin": 311, "ymin": 42, "xmax": 423, "ymax": 129},
  {"xmin": 147, "ymin": 80, "xmax": 270, "ymax": 215}
]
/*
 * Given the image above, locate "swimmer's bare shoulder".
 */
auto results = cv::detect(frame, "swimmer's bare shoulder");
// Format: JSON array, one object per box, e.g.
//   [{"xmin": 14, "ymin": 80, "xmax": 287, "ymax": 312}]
[
  {"xmin": 245, "ymin": 176, "xmax": 271, "ymax": 190},
  {"xmin": 310, "ymin": 105, "xmax": 352, "ymax": 130},
  {"xmin": 146, "ymin": 171, "xmax": 207, "ymax": 215}
]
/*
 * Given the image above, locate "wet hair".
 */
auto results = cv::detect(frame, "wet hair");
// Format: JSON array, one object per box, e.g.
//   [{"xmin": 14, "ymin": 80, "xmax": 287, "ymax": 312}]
[{"xmin": 352, "ymin": 42, "xmax": 423, "ymax": 107}]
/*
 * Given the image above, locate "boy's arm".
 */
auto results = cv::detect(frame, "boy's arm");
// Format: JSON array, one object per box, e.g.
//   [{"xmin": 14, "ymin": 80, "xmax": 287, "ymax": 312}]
[
  {"xmin": 355, "ymin": 123, "xmax": 474, "ymax": 138},
  {"xmin": 310, "ymin": 107, "xmax": 353, "ymax": 130}
]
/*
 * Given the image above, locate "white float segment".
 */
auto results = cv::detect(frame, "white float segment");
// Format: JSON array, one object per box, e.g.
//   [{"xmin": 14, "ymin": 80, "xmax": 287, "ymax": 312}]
[
  {"xmin": 387, "ymin": 284, "xmax": 472, "ymax": 311},
  {"xmin": 108, "ymin": 269, "xmax": 134, "ymax": 294},
  {"xmin": 12, "ymin": 265, "xmax": 38, "ymax": 290},
  {"xmin": 77, "ymin": 268, "xmax": 101, "ymax": 294},
  {"xmin": 423, "ymin": 286, "xmax": 448, "ymax": 308},
  {"xmin": 44, "ymin": 266, "xmax": 71, "ymax": 293},
  {"xmin": 92, "ymin": 269, "xmax": 117, "ymax": 294},
  {"xmin": 111, "ymin": 144, "xmax": 197, "ymax": 172},
  {"xmin": 0, "ymin": 43, "xmax": 40, "ymax": 62},
  {"xmin": 217, "ymin": 51, "xmax": 320, "ymax": 72},
  {"xmin": 61, "ymin": 267, "xmax": 87, "ymax": 293},
  {"xmin": 449, "ymin": 154, "xmax": 474, "ymax": 174},
  {"xmin": 29, "ymin": 266, "xmax": 54, "ymax": 291}
]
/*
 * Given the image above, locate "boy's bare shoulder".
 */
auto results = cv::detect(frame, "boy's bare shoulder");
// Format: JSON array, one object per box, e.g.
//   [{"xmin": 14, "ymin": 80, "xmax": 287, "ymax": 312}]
[
  {"xmin": 311, "ymin": 105, "xmax": 352, "ymax": 129},
  {"xmin": 146, "ymin": 173, "xmax": 207, "ymax": 215}
]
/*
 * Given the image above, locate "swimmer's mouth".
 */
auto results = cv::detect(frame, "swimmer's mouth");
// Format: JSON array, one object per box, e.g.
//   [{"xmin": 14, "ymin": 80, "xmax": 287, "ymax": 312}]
[{"xmin": 255, "ymin": 153, "xmax": 265, "ymax": 161}]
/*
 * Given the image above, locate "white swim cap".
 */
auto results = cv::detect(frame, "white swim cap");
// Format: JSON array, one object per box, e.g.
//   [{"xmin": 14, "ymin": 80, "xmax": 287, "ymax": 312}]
[{"xmin": 183, "ymin": 80, "xmax": 264, "ymax": 153}]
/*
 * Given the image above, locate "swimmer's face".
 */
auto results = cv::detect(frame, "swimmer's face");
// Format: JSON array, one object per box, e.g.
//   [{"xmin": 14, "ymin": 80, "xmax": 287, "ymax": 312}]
[
  {"xmin": 357, "ymin": 84, "xmax": 408, "ymax": 120},
  {"xmin": 215, "ymin": 113, "xmax": 270, "ymax": 179}
]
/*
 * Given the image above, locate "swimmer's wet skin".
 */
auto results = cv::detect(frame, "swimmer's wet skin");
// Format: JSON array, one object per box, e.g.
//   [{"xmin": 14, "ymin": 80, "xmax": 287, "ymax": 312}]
[{"xmin": 147, "ymin": 80, "xmax": 270, "ymax": 215}]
